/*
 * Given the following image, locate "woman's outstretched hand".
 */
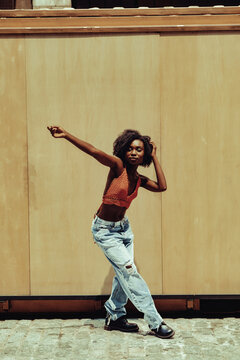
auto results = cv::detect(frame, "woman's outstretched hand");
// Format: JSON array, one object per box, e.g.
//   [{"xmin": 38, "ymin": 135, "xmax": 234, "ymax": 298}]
[{"xmin": 47, "ymin": 126, "xmax": 67, "ymax": 138}]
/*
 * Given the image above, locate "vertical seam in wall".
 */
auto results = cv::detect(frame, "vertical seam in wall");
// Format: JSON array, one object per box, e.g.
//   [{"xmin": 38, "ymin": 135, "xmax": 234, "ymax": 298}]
[
  {"xmin": 24, "ymin": 35, "xmax": 31, "ymax": 296},
  {"xmin": 159, "ymin": 33, "xmax": 164, "ymax": 296}
]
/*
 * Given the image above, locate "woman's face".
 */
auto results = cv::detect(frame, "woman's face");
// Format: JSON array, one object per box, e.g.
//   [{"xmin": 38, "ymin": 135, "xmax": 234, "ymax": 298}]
[{"xmin": 125, "ymin": 139, "xmax": 145, "ymax": 166}]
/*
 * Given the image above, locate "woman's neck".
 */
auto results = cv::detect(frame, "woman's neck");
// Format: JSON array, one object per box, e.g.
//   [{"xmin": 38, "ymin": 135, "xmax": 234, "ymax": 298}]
[{"xmin": 125, "ymin": 164, "xmax": 138, "ymax": 176}]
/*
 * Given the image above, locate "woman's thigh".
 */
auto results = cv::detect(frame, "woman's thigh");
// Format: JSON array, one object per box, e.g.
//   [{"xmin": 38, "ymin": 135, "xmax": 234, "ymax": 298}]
[{"xmin": 93, "ymin": 228, "xmax": 133, "ymax": 269}]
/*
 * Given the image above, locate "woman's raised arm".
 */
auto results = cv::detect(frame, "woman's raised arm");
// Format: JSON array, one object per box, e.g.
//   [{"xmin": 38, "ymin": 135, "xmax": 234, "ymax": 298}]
[
  {"xmin": 47, "ymin": 126, "xmax": 123, "ymax": 172},
  {"xmin": 140, "ymin": 141, "xmax": 167, "ymax": 192}
]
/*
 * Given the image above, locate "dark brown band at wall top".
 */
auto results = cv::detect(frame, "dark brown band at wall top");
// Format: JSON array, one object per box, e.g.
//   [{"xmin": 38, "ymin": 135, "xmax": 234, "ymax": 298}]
[
  {"xmin": 1, "ymin": 7, "xmax": 240, "ymax": 16},
  {"xmin": 3, "ymin": 0, "xmax": 240, "ymax": 10}
]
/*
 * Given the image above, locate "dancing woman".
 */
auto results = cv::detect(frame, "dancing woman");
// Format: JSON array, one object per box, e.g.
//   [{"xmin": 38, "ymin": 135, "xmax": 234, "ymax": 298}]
[{"xmin": 47, "ymin": 126, "xmax": 175, "ymax": 339}]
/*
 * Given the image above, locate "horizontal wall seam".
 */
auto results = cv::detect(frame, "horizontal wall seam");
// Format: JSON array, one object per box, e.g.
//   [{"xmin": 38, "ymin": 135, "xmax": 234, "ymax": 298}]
[
  {"xmin": 1, "ymin": 25, "xmax": 240, "ymax": 34},
  {"xmin": 1, "ymin": 7, "xmax": 240, "ymax": 18}
]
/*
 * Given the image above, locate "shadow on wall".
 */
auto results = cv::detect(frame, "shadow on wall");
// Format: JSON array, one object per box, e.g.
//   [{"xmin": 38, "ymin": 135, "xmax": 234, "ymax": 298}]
[{"xmin": 101, "ymin": 266, "xmax": 115, "ymax": 294}]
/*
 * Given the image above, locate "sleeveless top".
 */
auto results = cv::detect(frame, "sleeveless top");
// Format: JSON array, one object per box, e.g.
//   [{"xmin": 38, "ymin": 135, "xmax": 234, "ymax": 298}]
[{"xmin": 102, "ymin": 168, "xmax": 141, "ymax": 209}]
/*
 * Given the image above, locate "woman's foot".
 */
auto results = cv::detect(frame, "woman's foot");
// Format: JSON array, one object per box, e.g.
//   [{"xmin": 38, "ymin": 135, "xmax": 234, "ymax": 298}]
[
  {"xmin": 152, "ymin": 322, "xmax": 175, "ymax": 339},
  {"xmin": 104, "ymin": 315, "xmax": 139, "ymax": 332}
]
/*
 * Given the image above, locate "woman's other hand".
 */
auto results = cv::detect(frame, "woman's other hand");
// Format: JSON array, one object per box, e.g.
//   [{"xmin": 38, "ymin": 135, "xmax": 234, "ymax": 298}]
[
  {"xmin": 47, "ymin": 126, "xmax": 67, "ymax": 138},
  {"xmin": 150, "ymin": 141, "xmax": 157, "ymax": 157}
]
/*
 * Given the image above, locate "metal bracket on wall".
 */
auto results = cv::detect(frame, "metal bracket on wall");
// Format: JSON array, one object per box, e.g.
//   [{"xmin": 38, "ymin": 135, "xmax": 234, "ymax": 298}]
[
  {"xmin": 187, "ymin": 299, "xmax": 200, "ymax": 311},
  {"xmin": 0, "ymin": 300, "xmax": 10, "ymax": 312}
]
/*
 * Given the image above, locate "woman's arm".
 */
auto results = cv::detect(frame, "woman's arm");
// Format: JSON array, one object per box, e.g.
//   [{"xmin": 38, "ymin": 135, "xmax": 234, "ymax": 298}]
[
  {"xmin": 140, "ymin": 142, "xmax": 167, "ymax": 192},
  {"xmin": 47, "ymin": 126, "xmax": 123, "ymax": 172}
]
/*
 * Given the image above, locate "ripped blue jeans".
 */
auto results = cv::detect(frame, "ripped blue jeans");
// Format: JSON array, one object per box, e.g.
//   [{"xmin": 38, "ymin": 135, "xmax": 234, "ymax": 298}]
[{"xmin": 91, "ymin": 215, "xmax": 163, "ymax": 330}]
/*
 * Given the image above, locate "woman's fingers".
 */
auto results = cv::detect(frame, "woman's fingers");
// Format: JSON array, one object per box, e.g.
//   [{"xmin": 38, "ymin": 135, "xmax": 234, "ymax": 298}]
[
  {"xmin": 47, "ymin": 126, "xmax": 65, "ymax": 138},
  {"xmin": 150, "ymin": 141, "xmax": 157, "ymax": 157},
  {"xmin": 48, "ymin": 126, "xmax": 58, "ymax": 132},
  {"xmin": 48, "ymin": 126, "xmax": 59, "ymax": 137}
]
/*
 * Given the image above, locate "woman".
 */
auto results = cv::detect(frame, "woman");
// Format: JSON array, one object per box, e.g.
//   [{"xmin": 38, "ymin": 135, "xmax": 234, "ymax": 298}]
[{"xmin": 47, "ymin": 126, "xmax": 175, "ymax": 339}]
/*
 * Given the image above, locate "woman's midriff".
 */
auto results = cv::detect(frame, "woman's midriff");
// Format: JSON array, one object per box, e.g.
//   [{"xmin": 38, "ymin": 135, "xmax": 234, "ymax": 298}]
[{"xmin": 96, "ymin": 203, "xmax": 127, "ymax": 222}]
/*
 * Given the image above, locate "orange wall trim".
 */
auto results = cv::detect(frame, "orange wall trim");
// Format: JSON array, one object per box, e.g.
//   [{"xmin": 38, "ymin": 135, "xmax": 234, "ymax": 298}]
[{"xmin": 0, "ymin": 7, "xmax": 240, "ymax": 34}]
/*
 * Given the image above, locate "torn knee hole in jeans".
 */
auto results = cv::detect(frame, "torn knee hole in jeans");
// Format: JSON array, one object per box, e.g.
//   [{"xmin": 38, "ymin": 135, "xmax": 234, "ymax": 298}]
[{"xmin": 124, "ymin": 261, "xmax": 135, "ymax": 275}]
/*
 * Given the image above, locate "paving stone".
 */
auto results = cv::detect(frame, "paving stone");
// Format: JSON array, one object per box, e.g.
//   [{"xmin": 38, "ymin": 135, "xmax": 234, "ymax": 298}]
[{"xmin": 0, "ymin": 317, "xmax": 239, "ymax": 359}]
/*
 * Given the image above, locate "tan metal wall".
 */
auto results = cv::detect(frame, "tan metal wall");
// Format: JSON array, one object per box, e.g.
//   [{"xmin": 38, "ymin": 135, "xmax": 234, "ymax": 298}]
[
  {"xmin": 0, "ymin": 37, "xmax": 30, "ymax": 295},
  {"xmin": 1, "ymin": 33, "xmax": 240, "ymax": 296},
  {"xmin": 160, "ymin": 34, "xmax": 240, "ymax": 294}
]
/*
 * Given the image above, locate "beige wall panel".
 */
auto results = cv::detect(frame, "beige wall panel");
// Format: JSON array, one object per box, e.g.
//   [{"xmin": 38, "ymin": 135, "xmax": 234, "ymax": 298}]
[
  {"xmin": 0, "ymin": 37, "xmax": 30, "ymax": 295},
  {"xmin": 160, "ymin": 34, "xmax": 240, "ymax": 294},
  {"xmin": 26, "ymin": 34, "xmax": 163, "ymax": 295}
]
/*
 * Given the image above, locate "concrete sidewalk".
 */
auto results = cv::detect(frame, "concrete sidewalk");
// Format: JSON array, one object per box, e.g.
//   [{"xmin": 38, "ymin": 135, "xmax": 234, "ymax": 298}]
[{"xmin": 0, "ymin": 317, "xmax": 239, "ymax": 359}]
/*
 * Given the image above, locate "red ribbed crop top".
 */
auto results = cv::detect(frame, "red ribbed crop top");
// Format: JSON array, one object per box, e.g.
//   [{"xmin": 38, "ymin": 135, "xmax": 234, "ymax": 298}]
[{"xmin": 102, "ymin": 168, "xmax": 141, "ymax": 209}]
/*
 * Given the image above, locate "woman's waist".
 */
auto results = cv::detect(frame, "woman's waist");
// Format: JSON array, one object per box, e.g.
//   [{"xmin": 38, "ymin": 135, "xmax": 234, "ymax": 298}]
[
  {"xmin": 96, "ymin": 203, "xmax": 127, "ymax": 222},
  {"xmin": 93, "ymin": 214, "xmax": 129, "ymax": 228}
]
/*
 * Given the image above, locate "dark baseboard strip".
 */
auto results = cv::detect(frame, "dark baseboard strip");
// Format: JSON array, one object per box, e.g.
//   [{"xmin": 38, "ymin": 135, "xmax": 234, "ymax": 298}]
[
  {"xmin": 0, "ymin": 294, "xmax": 240, "ymax": 300},
  {"xmin": 0, "ymin": 295, "xmax": 239, "ymax": 318}
]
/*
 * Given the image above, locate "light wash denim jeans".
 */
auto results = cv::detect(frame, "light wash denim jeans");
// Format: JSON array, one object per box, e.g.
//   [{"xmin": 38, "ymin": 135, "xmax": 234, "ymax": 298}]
[{"xmin": 91, "ymin": 215, "xmax": 163, "ymax": 330}]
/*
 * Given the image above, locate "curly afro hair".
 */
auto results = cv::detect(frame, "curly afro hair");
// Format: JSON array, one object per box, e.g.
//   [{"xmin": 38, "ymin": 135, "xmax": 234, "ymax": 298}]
[{"xmin": 113, "ymin": 129, "xmax": 153, "ymax": 167}]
